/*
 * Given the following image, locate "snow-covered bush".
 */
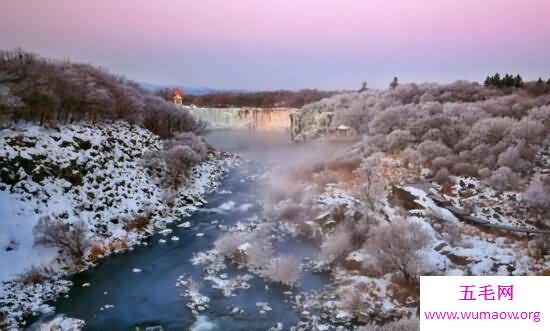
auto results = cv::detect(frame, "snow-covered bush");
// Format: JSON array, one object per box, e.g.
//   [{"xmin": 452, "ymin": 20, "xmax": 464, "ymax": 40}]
[
  {"xmin": 319, "ymin": 225, "xmax": 354, "ymax": 263},
  {"xmin": 418, "ymin": 140, "xmax": 452, "ymax": 162},
  {"xmin": 263, "ymin": 255, "xmax": 301, "ymax": 286},
  {"xmin": 487, "ymin": 166, "xmax": 519, "ymax": 191},
  {"xmin": 524, "ymin": 176, "xmax": 550, "ymax": 224},
  {"xmin": 433, "ymin": 168, "xmax": 451, "ymax": 185},
  {"xmin": 245, "ymin": 240, "xmax": 274, "ymax": 268},
  {"xmin": 164, "ymin": 145, "xmax": 202, "ymax": 187},
  {"xmin": 214, "ymin": 232, "xmax": 244, "ymax": 257},
  {"xmin": 358, "ymin": 152, "xmax": 386, "ymax": 210},
  {"xmin": 386, "ymin": 129, "xmax": 415, "ymax": 152},
  {"xmin": 33, "ymin": 217, "xmax": 90, "ymax": 265},
  {"xmin": 366, "ymin": 218, "xmax": 432, "ymax": 282},
  {"xmin": 400, "ymin": 147, "xmax": 421, "ymax": 169},
  {"xmin": 164, "ymin": 132, "xmax": 208, "ymax": 159}
]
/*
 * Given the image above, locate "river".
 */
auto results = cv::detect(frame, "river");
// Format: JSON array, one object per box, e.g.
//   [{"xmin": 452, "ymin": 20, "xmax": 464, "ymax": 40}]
[{"xmin": 38, "ymin": 129, "xmax": 330, "ymax": 331}]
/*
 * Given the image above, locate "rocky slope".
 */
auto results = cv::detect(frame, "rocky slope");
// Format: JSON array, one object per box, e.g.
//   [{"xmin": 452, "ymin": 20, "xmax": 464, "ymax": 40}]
[{"xmin": 0, "ymin": 121, "xmax": 232, "ymax": 330}]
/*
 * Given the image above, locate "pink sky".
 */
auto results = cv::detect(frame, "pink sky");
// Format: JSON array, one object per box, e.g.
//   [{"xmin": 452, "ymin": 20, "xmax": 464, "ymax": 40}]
[{"xmin": 1, "ymin": 0, "xmax": 549, "ymax": 89}]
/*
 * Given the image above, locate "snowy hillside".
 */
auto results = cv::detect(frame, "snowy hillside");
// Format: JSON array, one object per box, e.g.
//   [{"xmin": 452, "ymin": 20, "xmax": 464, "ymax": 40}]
[{"xmin": 0, "ymin": 121, "xmax": 230, "ymax": 329}]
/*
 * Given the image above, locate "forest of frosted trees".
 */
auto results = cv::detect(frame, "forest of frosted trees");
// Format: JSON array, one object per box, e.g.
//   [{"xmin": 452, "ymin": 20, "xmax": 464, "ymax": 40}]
[{"xmin": 0, "ymin": 49, "xmax": 204, "ymax": 138}]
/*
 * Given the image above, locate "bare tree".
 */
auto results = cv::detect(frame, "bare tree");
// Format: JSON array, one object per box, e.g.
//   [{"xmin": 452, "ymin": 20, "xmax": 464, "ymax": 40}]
[
  {"xmin": 33, "ymin": 216, "xmax": 90, "ymax": 265},
  {"xmin": 164, "ymin": 145, "xmax": 201, "ymax": 187}
]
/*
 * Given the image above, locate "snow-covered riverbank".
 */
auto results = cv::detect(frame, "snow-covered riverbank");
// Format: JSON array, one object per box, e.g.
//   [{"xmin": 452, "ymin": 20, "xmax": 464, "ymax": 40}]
[{"xmin": 0, "ymin": 122, "xmax": 235, "ymax": 329}]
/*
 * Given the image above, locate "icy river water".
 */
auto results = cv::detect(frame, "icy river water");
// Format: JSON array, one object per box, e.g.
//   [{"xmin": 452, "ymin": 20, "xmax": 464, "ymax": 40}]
[{"xmin": 43, "ymin": 130, "xmax": 331, "ymax": 331}]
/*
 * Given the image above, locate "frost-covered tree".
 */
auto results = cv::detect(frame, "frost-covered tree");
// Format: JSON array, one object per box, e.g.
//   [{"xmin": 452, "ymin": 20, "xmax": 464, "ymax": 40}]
[
  {"xmin": 214, "ymin": 232, "xmax": 244, "ymax": 257},
  {"xmin": 0, "ymin": 49, "xmax": 203, "ymax": 137},
  {"xmin": 524, "ymin": 176, "xmax": 550, "ymax": 225},
  {"xmin": 487, "ymin": 166, "xmax": 519, "ymax": 191},
  {"xmin": 417, "ymin": 140, "xmax": 452, "ymax": 162},
  {"xmin": 164, "ymin": 145, "xmax": 202, "ymax": 187},
  {"xmin": 359, "ymin": 152, "xmax": 386, "ymax": 211},
  {"xmin": 400, "ymin": 147, "xmax": 421, "ymax": 169},
  {"xmin": 319, "ymin": 225, "xmax": 354, "ymax": 263},
  {"xmin": 386, "ymin": 129, "xmax": 415, "ymax": 152},
  {"xmin": 366, "ymin": 218, "xmax": 432, "ymax": 282},
  {"xmin": 264, "ymin": 255, "xmax": 301, "ymax": 286}
]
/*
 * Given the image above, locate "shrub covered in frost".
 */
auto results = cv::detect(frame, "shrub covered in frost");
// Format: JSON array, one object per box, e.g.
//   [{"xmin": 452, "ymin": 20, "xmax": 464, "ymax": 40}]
[
  {"xmin": 214, "ymin": 232, "xmax": 244, "ymax": 257},
  {"xmin": 523, "ymin": 176, "xmax": 550, "ymax": 224},
  {"xmin": 263, "ymin": 255, "xmax": 301, "ymax": 286},
  {"xmin": 319, "ymin": 225, "xmax": 354, "ymax": 263},
  {"xmin": 164, "ymin": 145, "xmax": 202, "ymax": 187},
  {"xmin": 365, "ymin": 218, "xmax": 432, "ymax": 282}
]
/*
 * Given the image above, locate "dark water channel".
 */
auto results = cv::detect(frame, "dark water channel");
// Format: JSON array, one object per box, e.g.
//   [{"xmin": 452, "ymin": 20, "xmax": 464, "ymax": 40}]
[{"xmin": 38, "ymin": 130, "xmax": 330, "ymax": 331}]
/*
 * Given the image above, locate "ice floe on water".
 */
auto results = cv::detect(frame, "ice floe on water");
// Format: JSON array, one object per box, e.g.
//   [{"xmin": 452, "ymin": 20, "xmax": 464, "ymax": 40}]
[
  {"xmin": 218, "ymin": 201, "xmax": 236, "ymax": 211},
  {"xmin": 189, "ymin": 315, "xmax": 218, "ymax": 331}
]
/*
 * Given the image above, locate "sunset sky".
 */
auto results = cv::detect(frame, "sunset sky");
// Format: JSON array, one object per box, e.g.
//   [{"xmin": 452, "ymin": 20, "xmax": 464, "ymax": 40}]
[{"xmin": 1, "ymin": 0, "xmax": 549, "ymax": 90}]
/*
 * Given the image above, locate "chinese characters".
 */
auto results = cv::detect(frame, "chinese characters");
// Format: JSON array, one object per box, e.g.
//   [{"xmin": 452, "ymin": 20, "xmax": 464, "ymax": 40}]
[{"xmin": 459, "ymin": 284, "xmax": 514, "ymax": 301}]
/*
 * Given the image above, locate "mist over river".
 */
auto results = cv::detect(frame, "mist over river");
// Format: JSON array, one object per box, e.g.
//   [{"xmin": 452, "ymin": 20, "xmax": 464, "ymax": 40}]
[{"xmin": 33, "ymin": 124, "xmax": 332, "ymax": 331}]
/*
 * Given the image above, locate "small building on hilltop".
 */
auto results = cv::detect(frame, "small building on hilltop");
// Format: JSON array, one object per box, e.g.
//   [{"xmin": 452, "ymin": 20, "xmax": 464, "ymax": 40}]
[{"xmin": 173, "ymin": 89, "xmax": 184, "ymax": 105}]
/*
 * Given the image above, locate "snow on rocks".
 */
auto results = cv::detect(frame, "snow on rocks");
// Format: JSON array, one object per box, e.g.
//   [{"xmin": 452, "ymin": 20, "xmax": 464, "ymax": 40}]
[
  {"xmin": 34, "ymin": 315, "xmax": 85, "ymax": 331},
  {"xmin": 218, "ymin": 200, "xmax": 236, "ymax": 211},
  {"xmin": 0, "ymin": 121, "xmax": 235, "ymax": 329},
  {"xmin": 189, "ymin": 315, "xmax": 217, "ymax": 331},
  {"xmin": 256, "ymin": 301, "xmax": 273, "ymax": 314},
  {"xmin": 402, "ymin": 186, "xmax": 459, "ymax": 222},
  {"xmin": 204, "ymin": 274, "xmax": 253, "ymax": 297},
  {"xmin": 176, "ymin": 276, "xmax": 210, "ymax": 314},
  {"xmin": 99, "ymin": 304, "xmax": 114, "ymax": 311},
  {"xmin": 158, "ymin": 228, "xmax": 173, "ymax": 236}
]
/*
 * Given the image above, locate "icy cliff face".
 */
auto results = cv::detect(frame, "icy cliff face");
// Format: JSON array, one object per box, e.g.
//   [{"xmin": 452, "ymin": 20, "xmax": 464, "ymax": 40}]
[
  {"xmin": 184, "ymin": 106, "xmax": 291, "ymax": 131},
  {"xmin": 289, "ymin": 109, "xmax": 335, "ymax": 142}
]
